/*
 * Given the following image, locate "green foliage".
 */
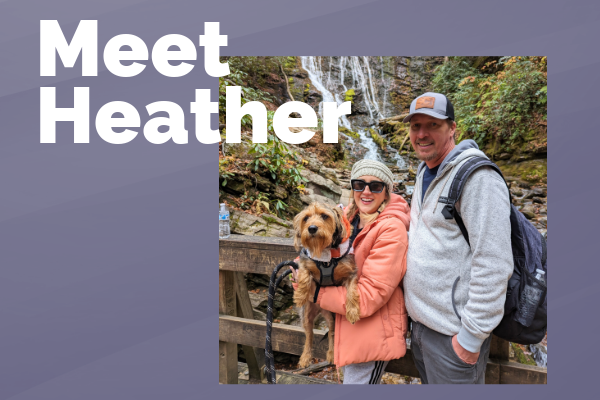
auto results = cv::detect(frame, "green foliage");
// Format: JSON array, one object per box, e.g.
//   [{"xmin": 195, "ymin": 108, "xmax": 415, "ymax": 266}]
[
  {"xmin": 247, "ymin": 110, "xmax": 308, "ymax": 191},
  {"xmin": 344, "ymin": 89, "xmax": 355, "ymax": 102},
  {"xmin": 339, "ymin": 126, "xmax": 359, "ymax": 139},
  {"xmin": 432, "ymin": 56, "xmax": 547, "ymax": 147},
  {"xmin": 218, "ymin": 56, "xmax": 289, "ymax": 127}
]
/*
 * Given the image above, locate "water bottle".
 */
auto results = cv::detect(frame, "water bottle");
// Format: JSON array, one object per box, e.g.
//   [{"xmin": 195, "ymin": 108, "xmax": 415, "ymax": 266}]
[
  {"xmin": 515, "ymin": 268, "xmax": 546, "ymax": 327},
  {"xmin": 219, "ymin": 203, "xmax": 230, "ymax": 239},
  {"xmin": 534, "ymin": 269, "xmax": 546, "ymax": 285}
]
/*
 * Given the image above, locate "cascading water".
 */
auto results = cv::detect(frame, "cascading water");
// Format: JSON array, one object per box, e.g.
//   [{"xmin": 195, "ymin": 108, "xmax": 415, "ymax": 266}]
[
  {"xmin": 300, "ymin": 56, "xmax": 409, "ymax": 173},
  {"xmin": 300, "ymin": 57, "xmax": 351, "ymax": 130}
]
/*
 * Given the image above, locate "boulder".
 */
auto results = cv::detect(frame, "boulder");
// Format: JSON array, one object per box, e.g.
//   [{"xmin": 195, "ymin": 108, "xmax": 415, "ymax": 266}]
[
  {"xmin": 300, "ymin": 188, "xmax": 338, "ymax": 206},
  {"xmin": 300, "ymin": 168, "xmax": 342, "ymax": 202},
  {"xmin": 320, "ymin": 166, "xmax": 340, "ymax": 185},
  {"xmin": 229, "ymin": 209, "xmax": 294, "ymax": 238}
]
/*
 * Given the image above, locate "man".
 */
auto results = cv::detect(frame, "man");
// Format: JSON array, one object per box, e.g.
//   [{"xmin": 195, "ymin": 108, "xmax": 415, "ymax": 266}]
[{"xmin": 403, "ymin": 92, "xmax": 513, "ymax": 384}]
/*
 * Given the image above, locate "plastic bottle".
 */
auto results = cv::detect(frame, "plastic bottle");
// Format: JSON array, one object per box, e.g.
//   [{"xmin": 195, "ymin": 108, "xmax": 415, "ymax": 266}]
[
  {"xmin": 515, "ymin": 268, "xmax": 546, "ymax": 327},
  {"xmin": 219, "ymin": 203, "xmax": 230, "ymax": 239}
]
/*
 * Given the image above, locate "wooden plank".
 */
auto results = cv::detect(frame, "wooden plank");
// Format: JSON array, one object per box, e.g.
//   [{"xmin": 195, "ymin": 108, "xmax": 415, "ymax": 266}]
[
  {"xmin": 276, "ymin": 370, "xmax": 336, "ymax": 384},
  {"xmin": 220, "ymin": 235, "xmax": 295, "ymax": 251},
  {"xmin": 220, "ymin": 246, "xmax": 298, "ymax": 275},
  {"xmin": 219, "ymin": 341, "xmax": 238, "ymax": 384},
  {"xmin": 498, "ymin": 360, "xmax": 547, "ymax": 384},
  {"xmin": 485, "ymin": 359, "xmax": 500, "ymax": 384},
  {"xmin": 489, "ymin": 335, "xmax": 510, "ymax": 361},
  {"xmin": 234, "ymin": 272, "xmax": 265, "ymax": 382},
  {"xmin": 219, "ymin": 271, "xmax": 237, "ymax": 384},
  {"xmin": 220, "ymin": 315, "xmax": 330, "ymax": 359},
  {"xmin": 219, "ymin": 315, "xmax": 547, "ymax": 384}
]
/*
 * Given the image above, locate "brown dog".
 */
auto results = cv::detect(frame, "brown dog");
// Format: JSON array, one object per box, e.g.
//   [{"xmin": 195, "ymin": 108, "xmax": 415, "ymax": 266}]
[{"xmin": 292, "ymin": 202, "xmax": 360, "ymax": 368}]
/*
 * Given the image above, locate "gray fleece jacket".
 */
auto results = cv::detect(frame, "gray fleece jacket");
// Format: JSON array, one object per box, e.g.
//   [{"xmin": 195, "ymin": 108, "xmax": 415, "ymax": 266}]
[{"xmin": 404, "ymin": 140, "xmax": 513, "ymax": 353}]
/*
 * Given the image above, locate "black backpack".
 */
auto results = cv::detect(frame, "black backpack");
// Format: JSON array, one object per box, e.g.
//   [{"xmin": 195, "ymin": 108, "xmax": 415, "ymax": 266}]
[{"xmin": 440, "ymin": 156, "xmax": 547, "ymax": 345}]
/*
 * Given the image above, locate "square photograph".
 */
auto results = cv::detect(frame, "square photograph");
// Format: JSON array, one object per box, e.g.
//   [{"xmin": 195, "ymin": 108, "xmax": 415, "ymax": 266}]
[{"xmin": 218, "ymin": 56, "xmax": 547, "ymax": 385}]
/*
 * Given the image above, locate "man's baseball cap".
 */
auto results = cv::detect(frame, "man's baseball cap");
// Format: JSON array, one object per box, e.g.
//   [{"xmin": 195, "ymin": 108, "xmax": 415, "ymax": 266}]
[{"xmin": 403, "ymin": 92, "xmax": 455, "ymax": 123}]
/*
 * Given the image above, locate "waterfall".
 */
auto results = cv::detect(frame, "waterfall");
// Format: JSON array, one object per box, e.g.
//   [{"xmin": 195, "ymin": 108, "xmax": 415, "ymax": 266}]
[
  {"xmin": 300, "ymin": 56, "xmax": 409, "ymax": 173},
  {"xmin": 300, "ymin": 56, "xmax": 351, "ymax": 129}
]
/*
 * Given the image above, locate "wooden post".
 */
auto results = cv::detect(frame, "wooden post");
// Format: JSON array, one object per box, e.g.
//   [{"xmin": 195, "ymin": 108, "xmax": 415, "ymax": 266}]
[
  {"xmin": 234, "ymin": 272, "xmax": 266, "ymax": 382},
  {"xmin": 489, "ymin": 335, "xmax": 510, "ymax": 361},
  {"xmin": 219, "ymin": 270, "xmax": 238, "ymax": 384}
]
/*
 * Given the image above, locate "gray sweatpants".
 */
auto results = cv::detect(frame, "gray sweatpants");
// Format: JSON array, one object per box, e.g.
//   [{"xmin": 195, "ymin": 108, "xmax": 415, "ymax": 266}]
[
  {"xmin": 410, "ymin": 320, "xmax": 492, "ymax": 384},
  {"xmin": 342, "ymin": 360, "xmax": 389, "ymax": 384}
]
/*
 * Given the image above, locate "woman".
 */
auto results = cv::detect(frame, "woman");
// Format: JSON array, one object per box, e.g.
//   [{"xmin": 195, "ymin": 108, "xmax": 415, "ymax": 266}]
[{"xmin": 291, "ymin": 159, "xmax": 410, "ymax": 384}]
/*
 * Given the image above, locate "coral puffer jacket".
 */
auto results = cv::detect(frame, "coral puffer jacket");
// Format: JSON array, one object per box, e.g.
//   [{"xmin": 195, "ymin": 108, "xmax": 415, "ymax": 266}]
[{"xmin": 317, "ymin": 194, "xmax": 410, "ymax": 367}]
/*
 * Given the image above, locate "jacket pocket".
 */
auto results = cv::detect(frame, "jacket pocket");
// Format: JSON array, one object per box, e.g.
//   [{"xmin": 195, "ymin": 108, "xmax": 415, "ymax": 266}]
[{"xmin": 380, "ymin": 304, "xmax": 394, "ymax": 338}]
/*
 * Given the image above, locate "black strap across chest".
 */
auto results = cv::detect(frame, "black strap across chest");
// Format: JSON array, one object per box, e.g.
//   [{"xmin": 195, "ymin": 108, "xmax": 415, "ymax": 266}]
[
  {"xmin": 438, "ymin": 156, "xmax": 511, "ymax": 245},
  {"xmin": 302, "ymin": 216, "xmax": 359, "ymax": 287}
]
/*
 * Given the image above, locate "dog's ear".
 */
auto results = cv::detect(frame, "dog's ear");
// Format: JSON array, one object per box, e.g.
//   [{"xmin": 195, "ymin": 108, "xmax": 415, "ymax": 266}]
[
  {"xmin": 293, "ymin": 210, "xmax": 305, "ymax": 251},
  {"xmin": 331, "ymin": 206, "xmax": 347, "ymax": 248}
]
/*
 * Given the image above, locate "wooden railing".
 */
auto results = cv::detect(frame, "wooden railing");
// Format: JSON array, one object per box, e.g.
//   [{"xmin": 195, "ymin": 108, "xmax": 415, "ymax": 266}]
[{"xmin": 219, "ymin": 235, "xmax": 547, "ymax": 384}]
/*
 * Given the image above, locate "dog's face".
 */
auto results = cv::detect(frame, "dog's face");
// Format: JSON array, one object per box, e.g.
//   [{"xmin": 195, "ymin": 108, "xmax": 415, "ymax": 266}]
[{"xmin": 293, "ymin": 203, "xmax": 347, "ymax": 256}]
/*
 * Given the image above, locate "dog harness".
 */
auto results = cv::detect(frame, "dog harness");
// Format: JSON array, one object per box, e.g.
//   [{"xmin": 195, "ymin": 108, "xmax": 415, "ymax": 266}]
[{"xmin": 301, "ymin": 214, "xmax": 360, "ymax": 290}]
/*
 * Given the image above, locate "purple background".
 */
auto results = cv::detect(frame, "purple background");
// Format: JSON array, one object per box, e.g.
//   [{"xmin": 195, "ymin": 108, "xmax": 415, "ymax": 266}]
[{"xmin": 0, "ymin": 0, "xmax": 594, "ymax": 397}]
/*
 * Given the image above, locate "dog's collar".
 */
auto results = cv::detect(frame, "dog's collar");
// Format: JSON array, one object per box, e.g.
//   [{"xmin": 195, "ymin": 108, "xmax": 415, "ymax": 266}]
[{"xmin": 303, "ymin": 238, "xmax": 353, "ymax": 263}]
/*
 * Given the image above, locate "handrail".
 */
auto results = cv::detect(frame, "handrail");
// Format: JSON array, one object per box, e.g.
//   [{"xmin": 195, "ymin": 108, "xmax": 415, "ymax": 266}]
[{"xmin": 219, "ymin": 235, "xmax": 547, "ymax": 384}]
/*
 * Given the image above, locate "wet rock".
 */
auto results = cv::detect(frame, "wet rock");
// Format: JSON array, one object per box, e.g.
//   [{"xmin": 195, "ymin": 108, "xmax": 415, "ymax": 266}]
[
  {"xmin": 497, "ymin": 153, "xmax": 511, "ymax": 160},
  {"xmin": 510, "ymin": 188, "xmax": 524, "ymax": 197},
  {"xmin": 530, "ymin": 343, "xmax": 547, "ymax": 368},
  {"xmin": 519, "ymin": 181, "xmax": 532, "ymax": 189},
  {"xmin": 537, "ymin": 216, "xmax": 547, "ymax": 228},
  {"xmin": 522, "ymin": 190, "xmax": 536, "ymax": 200},
  {"xmin": 520, "ymin": 204, "xmax": 536, "ymax": 220},
  {"xmin": 532, "ymin": 187, "xmax": 547, "ymax": 197},
  {"xmin": 532, "ymin": 197, "xmax": 544, "ymax": 204},
  {"xmin": 538, "ymin": 206, "xmax": 547, "ymax": 216}
]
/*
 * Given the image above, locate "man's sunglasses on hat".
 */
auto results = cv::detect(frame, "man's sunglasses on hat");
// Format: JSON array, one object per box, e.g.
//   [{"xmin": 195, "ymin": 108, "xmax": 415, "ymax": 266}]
[{"xmin": 351, "ymin": 179, "xmax": 386, "ymax": 193}]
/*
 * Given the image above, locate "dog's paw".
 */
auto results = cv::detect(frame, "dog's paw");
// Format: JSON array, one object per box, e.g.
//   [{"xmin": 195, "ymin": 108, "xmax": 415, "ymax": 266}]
[
  {"xmin": 298, "ymin": 353, "xmax": 312, "ymax": 368},
  {"xmin": 345, "ymin": 308, "xmax": 360, "ymax": 325}
]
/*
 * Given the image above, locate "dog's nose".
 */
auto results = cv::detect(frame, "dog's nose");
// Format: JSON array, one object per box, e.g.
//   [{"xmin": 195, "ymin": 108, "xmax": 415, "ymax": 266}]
[{"xmin": 308, "ymin": 225, "xmax": 318, "ymax": 234}]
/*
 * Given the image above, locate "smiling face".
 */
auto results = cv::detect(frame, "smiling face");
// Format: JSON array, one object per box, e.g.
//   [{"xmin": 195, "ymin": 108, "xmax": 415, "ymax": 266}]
[
  {"xmin": 352, "ymin": 175, "xmax": 387, "ymax": 215},
  {"xmin": 409, "ymin": 114, "xmax": 456, "ymax": 168}
]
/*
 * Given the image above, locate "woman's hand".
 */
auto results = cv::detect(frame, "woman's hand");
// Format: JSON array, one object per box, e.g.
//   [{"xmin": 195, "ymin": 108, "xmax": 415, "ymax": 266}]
[
  {"xmin": 289, "ymin": 266, "xmax": 299, "ymax": 292},
  {"xmin": 289, "ymin": 266, "xmax": 319, "ymax": 302}
]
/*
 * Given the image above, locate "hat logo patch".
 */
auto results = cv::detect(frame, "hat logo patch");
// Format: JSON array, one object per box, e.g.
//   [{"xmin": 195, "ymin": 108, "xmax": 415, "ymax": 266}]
[{"xmin": 416, "ymin": 96, "xmax": 435, "ymax": 110}]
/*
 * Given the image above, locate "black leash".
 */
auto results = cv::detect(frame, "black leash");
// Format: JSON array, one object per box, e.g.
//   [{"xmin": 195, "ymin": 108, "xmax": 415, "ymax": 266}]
[{"xmin": 265, "ymin": 260, "xmax": 298, "ymax": 384}]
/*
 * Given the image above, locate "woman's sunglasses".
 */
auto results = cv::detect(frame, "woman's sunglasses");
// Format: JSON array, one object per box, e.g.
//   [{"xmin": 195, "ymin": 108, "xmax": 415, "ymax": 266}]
[{"xmin": 351, "ymin": 179, "xmax": 386, "ymax": 193}]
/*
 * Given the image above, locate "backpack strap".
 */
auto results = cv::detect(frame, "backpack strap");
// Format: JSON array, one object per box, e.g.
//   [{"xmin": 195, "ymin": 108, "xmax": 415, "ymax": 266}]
[{"xmin": 439, "ymin": 156, "xmax": 511, "ymax": 245}]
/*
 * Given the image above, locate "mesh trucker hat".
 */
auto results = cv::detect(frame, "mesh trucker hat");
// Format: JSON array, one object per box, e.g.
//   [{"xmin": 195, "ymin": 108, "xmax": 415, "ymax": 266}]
[{"xmin": 403, "ymin": 92, "xmax": 455, "ymax": 123}]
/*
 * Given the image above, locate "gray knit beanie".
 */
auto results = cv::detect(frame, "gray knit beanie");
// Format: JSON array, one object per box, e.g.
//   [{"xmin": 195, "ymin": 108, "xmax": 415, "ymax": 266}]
[{"xmin": 351, "ymin": 159, "xmax": 395, "ymax": 192}]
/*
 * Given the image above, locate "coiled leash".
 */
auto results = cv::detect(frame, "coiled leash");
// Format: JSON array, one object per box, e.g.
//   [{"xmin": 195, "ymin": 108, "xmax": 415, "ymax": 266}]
[{"xmin": 264, "ymin": 260, "xmax": 298, "ymax": 384}]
